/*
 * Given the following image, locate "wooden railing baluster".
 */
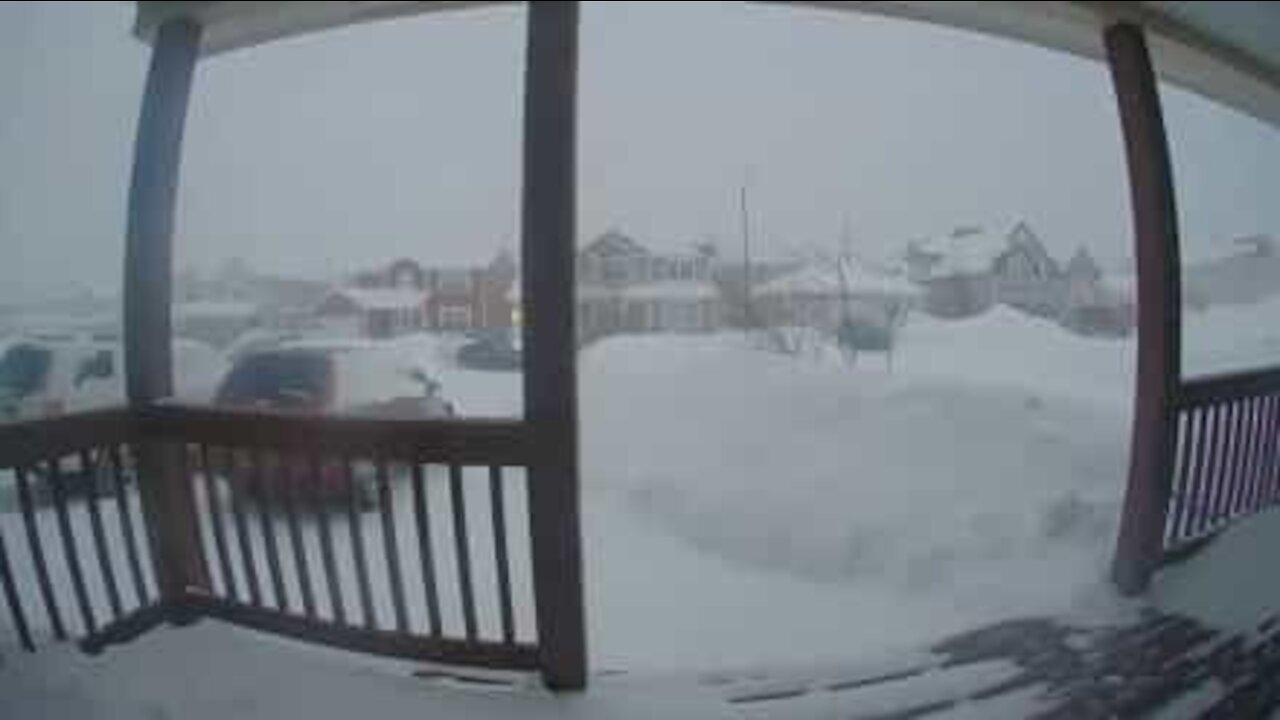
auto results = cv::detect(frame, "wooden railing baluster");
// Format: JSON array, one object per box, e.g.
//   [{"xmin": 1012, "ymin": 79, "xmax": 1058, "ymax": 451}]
[
  {"xmin": 14, "ymin": 467, "xmax": 64, "ymax": 640},
  {"xmin": 252, "ymin": 449, "xmax": 287, "ymax": 611},
  {"xmin": 376, "ymin": 459, "xmax": 408, "ymax": 633},
  {"xmin": 411, "ymin": 462, "xmax": 441, "ymax": 637},
  {"xmin": 109, "ymin": 445, "xmax": 150, "ymax": 607},
  {"xmin": 0, "ymin": 521, "xmax": 35, "ymax": 651},
  {"xmin": 490, "ymin": 465, "xmax": 515, "ymax": 645},
  {"xmin": 1190, "ymin": 405, "xmax": 1216, "ymax": 536},
  {"xmin": 1171, "ymin": 409, "xmax": 1198, "ymax": 544},
  {"xmin": 201, "ymin": 446, "xmax": 238, "ymax": 599},
  {"xmin": 1180, "ymin": 408, "xmax": 1206, "ymax": 540},
  {"xmin": 1204, "ymin": 403, "xmax": 1231, "ymax": 530},
  {"xmin": 280, "ymin": 453, "xmax": 315, "ymax": 619},
  {"xmin": 1237, "ymin": 398, "xmax": 1263, "ymax": 516},
  {"xmin": 1264, "ymin": 392, "xmax": 1274, "ymax": 504},
  {"xmin": 48, "ymin": 458, "xmax": 96, "ymax": 635},
  {"xmin": 450, "ymin": 464, "xmax": 477, "ymax": 642},
  {"xmin": 312, "ymin": 456, "xmax": 345, "ymax": 625},
  {"xmin": 1247, "ymin": 396, "xmax": 1277, "ymax": 512},
  {"xmin": 346, "ymin": 459, "xmax": 375, "ymax": 630},
  {"xmin": 1227, "ymin": 400, "xmax": 1251, "ymax": 520},
  {"xmin": 81, "ymin": 449, "xmax": 122, "ymax": 619},
  {"xmin": 228, "ymin": 449, "xmax": 261, "ymax": 607}
]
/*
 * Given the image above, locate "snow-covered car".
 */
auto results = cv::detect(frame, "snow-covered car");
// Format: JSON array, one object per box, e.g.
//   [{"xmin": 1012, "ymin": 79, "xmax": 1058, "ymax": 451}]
[
  {"xmin": 0, "ymin": 336, "xmax": 227, "ymax": 422},
  {"xmin": 0, "ymin": 336, "xmax": 222, "ymax": 499},
  {"xmin": 212, "ymin": 342, "xmax": 456, "ymax": 505},
  {"xmin": 456, "ymin": 328, "xmax": 522, "ymax": 372},
  {"xmin": 0, "ymin": 339, "xmax": 119, "ymax": 421},
  {"xmin": 224, "ymin": 328, "xmax": 308, "ymax": 364}
]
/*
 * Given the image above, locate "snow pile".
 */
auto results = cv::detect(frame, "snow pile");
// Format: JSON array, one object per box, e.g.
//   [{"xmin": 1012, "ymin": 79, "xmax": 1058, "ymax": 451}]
[
  {"xmin": 1152, "ymin": 505, "xmax": 1280, "ymax": 634},
  {"xmin": 894, "ymin": 307, "xmax": 1134, "ymax": 409},
  {"xmin": 1183, "ymin": 294, "xmax": 1280, "ymax": 378},
  {"xmin": 580, "ymin": 322, "xmax": 1130, "ymax": 605},
  {"xmin": 384, "ymin": 332, "xmax": 523, "ymax": 417}
]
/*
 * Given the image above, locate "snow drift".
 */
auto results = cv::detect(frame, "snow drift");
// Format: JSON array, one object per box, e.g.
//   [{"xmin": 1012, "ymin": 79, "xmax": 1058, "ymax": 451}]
[{"xmin": 580, "ymin": 316, "xmax": 1131, "ymax": 597}]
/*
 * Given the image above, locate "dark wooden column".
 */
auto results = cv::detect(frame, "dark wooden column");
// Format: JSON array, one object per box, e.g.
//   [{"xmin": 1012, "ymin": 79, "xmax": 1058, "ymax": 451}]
[
  {"xmin": 520, "ymin": 0, "xmax": 586, "ymax": 691},
  {"xmin": 124, "ymin": 17, "xmax": 208, "ymax": 605},
  {"xmin": 1105, "ymin": 22, "xmax": 1183, "ymax": 595}
]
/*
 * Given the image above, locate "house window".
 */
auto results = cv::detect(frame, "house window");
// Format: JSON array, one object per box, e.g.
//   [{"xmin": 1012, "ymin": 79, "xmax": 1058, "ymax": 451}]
[
  {"xmin": 679, "ymin": 259, "xmax": 694, "ymax": 280},
  {"xmin": 603, "ymin": 258, "xmax": 627, "ymax": 283},
  {"xmin": 392, "ymin": 266, "xmax": 418, "ymax": 289},
  {"xmin": 439, "ymin": 305, "xmax": 473, "ymax": 330},
  {"xmin": 437, "ymin": 270, "xmax": 472, "ymax": 295}
]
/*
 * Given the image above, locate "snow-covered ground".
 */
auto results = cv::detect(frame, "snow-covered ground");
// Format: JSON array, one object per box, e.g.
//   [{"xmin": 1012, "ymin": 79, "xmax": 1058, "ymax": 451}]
[
  {"xmin": 580, "ymin": 311, "xmax": 1137, "ymax": 670},
  {"xmin": 5, "ymin": 295, "xmax": 1280, "ymax": 690},
  {"xmin": 1183, "ymin": 295, "xmax": 1280, "ymax": 378},
  {"xmin": 1152, "ymin": 504, "xmax": 1280, "ymax": 635}
]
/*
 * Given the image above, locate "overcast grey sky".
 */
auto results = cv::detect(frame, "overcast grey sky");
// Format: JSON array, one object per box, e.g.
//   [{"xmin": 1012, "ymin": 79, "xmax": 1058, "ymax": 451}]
[{"xmin": 3, "ymin": 1, "xmax": 1280, "ymax": 303}]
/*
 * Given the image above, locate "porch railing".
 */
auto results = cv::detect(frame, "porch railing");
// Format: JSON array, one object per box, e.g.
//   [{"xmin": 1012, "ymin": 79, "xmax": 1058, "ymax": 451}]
[
  {"xmin": 0, "ymin": 409, "xmax": 157, "ymax": 653},
  {"xmin": 1164, "ymin": 367, "xmax": 1280, "ymax": 557},
  {"xmin": 0, "ymin": 405, "xmax": 539, "ymax": 672}
]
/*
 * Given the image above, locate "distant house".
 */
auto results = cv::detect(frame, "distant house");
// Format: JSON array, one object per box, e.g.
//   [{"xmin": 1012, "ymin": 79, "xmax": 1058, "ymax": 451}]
[
  {"xmin": 576, "ymin": 230, "xmax": 720, "ymax": 339},
  {"xmin": 991, "ymin": 221, "xmax": 1066, "ymax": 318},
  {"xmin": 904, "ymin": 240, "xmax": 943, "ymax": 285},
  {"xmin": 352, "ymin": 250, "xmax": 517, "ymax": 331},
  {"xmin": 712, "ymin": 254, "xmax": 806, "ymax": 328},
  {"xmin": 175, "ymin": 259, "xmax": 328, "ymax": 334},
  {"xmin": 908, "ymin": 227, "xmax": 1004, "ymax": 319},
  {"xmin": 173, "ymin": 301, "xmax": 259, "ymax": 348},
  {"xmin": 755, "ymin": 256, "xmax": 917, "ymax": 334},
  {"xmin": 1061, "ymin": 247, "xmax": 1134, "ymax": 337},
  {"xmin": 1183, "ymin": 234, "xmax": 1280, "ymax": 308},
  {"xmin": 315, "ymin": 288, "xmax": 426, "ymax": 339}
]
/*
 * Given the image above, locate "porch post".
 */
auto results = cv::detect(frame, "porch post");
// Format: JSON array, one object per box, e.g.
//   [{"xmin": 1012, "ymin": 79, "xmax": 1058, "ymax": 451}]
[
  {"xmin": 124, "ymin": 17, "xmax": 208, "ymax": 606},
  {"xmin": 1105, "ymin": 22, "xmax": 1183, "ymax": 594},
  {"xmin": 520, "ymin": 0, "xmax": 586, "ymax": 690}
]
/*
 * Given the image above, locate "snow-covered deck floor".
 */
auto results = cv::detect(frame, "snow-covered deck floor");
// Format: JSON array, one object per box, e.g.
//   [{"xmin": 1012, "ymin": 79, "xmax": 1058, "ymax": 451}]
[
  {"xmin": 4, "ymin": 506, "xmax": 1280, "ymax": 718},
  {"xmin": 5, "ymin": 600, "xmax": 1278, "ymax": 719},
  {"xmin": 1, "ymin": 620, "xmax": 738, "ymax": 719}
]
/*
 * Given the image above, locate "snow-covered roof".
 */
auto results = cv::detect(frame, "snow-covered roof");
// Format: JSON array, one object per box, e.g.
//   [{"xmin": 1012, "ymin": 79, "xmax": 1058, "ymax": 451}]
[
  {"xmin": 620, "ymin": 280, "xmax": 718, "ymax": 301},
  {"xmin": 756, "ymin": 258, "xmax": 918, "ymax": 298},
  {"xmin": 577, "ymin": 281, "xmax": 718, "ymax": 301},
  {"xmin": 925, "ymin": 229, "xmax": 1007, "ymax": 277},
  {"xmin": 581, "ymin": 230, "xmax": 649, "ymax": 259},
  {"xmin": 173, "ymin": 301, "xmax": 258, "ymax": 319},
  {"xmin": 756, "ymin": 264, "xmax": 841, "ymax": 297},
  {"xmin": 839, "ymin": 257, "xmax": 920, "ymax": 297},
  {"xmin": 324, "ymin": 287, "xmax": 425, "ymax": 311}
]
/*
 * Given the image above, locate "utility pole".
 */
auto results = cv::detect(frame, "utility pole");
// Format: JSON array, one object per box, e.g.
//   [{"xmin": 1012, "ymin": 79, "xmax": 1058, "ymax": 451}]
[
  {"xmin": 838, "ymin": 213, "xmax": 853, "ymax": 312},
  {"xmin": 837, "ymin": 214, "xmax": 856, "ymax": 367},
  {"xmin": 740, "ymin": 170, "xmax": 753, "ymax": 332}
]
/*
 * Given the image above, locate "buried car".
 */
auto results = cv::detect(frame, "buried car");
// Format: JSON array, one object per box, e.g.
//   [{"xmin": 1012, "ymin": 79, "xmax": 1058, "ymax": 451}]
[
  {"xmin": 0, "ymin": 335, "xmax": 225, "ymax": 422},
  {"xmin": 210, "ymin": 342, "xmax": 456, "ymax": 506},
  {"xmin": 456, "ymin": 328, "xmax": 521, "ymax": 372}
]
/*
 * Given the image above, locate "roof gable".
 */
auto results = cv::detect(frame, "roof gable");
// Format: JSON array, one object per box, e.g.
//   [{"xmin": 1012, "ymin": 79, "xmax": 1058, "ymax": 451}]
[
  {"xmin": 995, "ymin": 222, "xmax": 1061, "ymax": 276},
  {"xmin": 581, "ymin": 230, "xmax": 649, "ymax": 259}
]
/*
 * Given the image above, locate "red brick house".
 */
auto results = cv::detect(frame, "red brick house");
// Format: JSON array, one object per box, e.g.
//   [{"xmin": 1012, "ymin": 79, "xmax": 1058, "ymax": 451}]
[{"xmin": 351, "ymin": 250, "xmax": 517, "ymax": 331}]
